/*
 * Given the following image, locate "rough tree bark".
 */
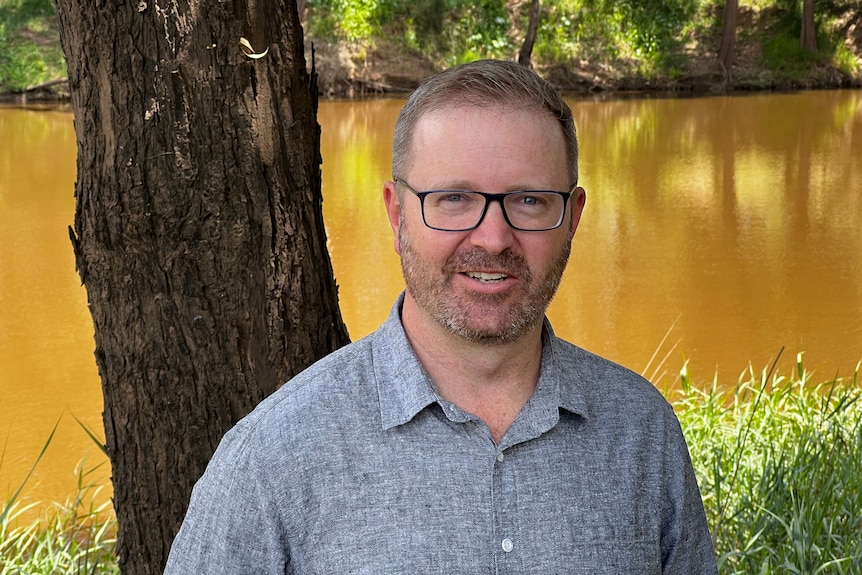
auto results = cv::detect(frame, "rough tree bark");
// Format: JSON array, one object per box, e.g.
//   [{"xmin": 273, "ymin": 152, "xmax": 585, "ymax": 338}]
[
  {"xmin": 518, "ymin": 0, "xmax": 541, "ymax": 68},
  {"xmin": 801, "ymin": 0, "xmax": 818, "ymax": 51},
  {"xmin": 55, "ymin": 0, "xmax": 351, "ymax": 573},
  {"xmin": 717, "ymin": 0, "xmax": 738, "ymax": 82}
]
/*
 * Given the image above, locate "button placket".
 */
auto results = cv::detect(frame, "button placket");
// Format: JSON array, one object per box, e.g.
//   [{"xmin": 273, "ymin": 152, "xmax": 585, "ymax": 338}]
[{"xmin": 492, "ymin": 445, "xmax": 522, "ymax": 572}]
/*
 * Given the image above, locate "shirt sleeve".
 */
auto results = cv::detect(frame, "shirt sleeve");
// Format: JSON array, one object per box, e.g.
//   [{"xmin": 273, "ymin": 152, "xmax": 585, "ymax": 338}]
[
  {"xmin": 660, "ymin": 414, "xmax": 719, "ymax": 574},
  {"xmin": 164, "ymin": 421, "xmax": 289, "ymax": 574}
]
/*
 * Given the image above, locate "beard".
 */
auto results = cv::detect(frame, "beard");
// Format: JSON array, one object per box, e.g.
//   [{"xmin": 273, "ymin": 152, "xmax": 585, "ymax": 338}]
[{"xmin": 398, "ymin": 217, "xmax": 572, "ymax": 345}]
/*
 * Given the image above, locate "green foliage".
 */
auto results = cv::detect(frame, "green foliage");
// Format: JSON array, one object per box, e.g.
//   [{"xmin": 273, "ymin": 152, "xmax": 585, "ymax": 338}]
[
  {"xmin": 611, "ymin": 0, "xmax": 699, "ymax": 69},
  {"xmin": 0, "ymin": 39, "xmax": 54, "ymax": 90},
  {"xmin": 1, "ymin": 420, "xmax": 116, "ymax": 574},
  {"xmin": 405, "ymin": 0, "xmax": 447, "ymax": 38},
  {"xmin": 760, "ymin": 34, "xmax": 821, "ymax": 76},
  {"xmin": 833, "ymin": 41, "xmax": 860, "ymax": 76},
  {"xmin": 533, "ymin": 0, "xmax": 699, "ymax": 75},
  {"xmin": 301, "ymin": 0, "xmax": 860, "ymax": 87},
  {"xmin": 444, "ymin": 0, "xmax": 513, "ymax": 65},
  {"xmin": 306, "ymin": 0, "xmax": 514, "ymax": 63},
  {"xmin": 676, "ymin": 356, "xmax": 862, "ymax": 573},
  {"xmin": 0, "ymin": 471, "xmax": 118, "ymax": 575},
  {"xmin": 740, "ymin": 0, "xmax": 862, "ymax": 81},
  {"xmin": 0, "ymin": 0, "xmax": 66, "ymax": 91},
  {"xmin": 305, "ymin": 0, "xmax": 379, "ymax": 42},
  {"xmin": 817, "ymin": 0, "xmax": 862, "ymax": 77},
  {"xmin": 0, "ymin": 0, "xmax": 56, "ymax": 30},
  {"xmin": 3, "ymin": 0, "xmax": 859, "ymax": 92}
]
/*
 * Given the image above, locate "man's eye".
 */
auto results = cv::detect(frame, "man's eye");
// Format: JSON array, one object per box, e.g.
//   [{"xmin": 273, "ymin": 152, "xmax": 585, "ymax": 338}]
[
  {"xmin": 432, "ymin": 192, "xmax": 476, "ymax": 206},
  {"xmin": 515, "ymin": 194, "xmax": 546, "ymax": 207}
]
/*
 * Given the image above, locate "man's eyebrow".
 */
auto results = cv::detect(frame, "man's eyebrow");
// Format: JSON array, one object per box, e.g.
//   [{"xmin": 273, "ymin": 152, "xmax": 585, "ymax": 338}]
[
  {"xmin": 426, "ymin": 181, "xmax": 558, "ymax": 192},
  {"xmin": 423, "ymin": 180, "xmax": 477, "ymax": 190}
]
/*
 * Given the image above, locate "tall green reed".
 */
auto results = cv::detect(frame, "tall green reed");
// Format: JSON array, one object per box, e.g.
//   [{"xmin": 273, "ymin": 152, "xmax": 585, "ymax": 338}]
[
  {"xmin": 0, "ymin": 420, "xmax": 117, "ymax": 575},
  {"xmin": 0, "ymin": 420, "xmax": 58, "ymax": 527},
  {"xmin": 674, "ymin": 354, "xmax": 862, "ymax": 574}
]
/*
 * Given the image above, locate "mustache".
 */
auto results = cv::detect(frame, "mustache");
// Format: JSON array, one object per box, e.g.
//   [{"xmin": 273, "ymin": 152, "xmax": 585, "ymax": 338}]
[{"xmin": 442, "ymin": 249, "xmax": 532, "ymax": 281}]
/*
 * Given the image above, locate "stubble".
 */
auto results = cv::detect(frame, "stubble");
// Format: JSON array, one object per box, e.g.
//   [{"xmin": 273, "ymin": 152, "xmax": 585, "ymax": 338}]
[{"xmin": 398, "ymin": 217, "xmax": 572, "ymax": 345}]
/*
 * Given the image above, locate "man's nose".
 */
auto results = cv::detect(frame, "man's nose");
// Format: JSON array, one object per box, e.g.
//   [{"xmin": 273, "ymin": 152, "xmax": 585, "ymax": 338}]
[{"xmin": 468, "ymin": 199, "xmax": 515, "ymax": 255}]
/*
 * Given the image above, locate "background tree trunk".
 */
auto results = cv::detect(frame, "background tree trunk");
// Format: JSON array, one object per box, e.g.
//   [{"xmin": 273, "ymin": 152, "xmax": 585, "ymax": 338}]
[
  {"xmin": 718, "ymin": 0, "xmax": 738, "ymax": 82},
  {"xmin": 55, "ymin": 0, "xmax": 350, "ymax": 573},
  {"xmin": 518, "ymin": 0, "xmax": 541, "ymax": 67},
  {"xmin": 801, "ymin": 0, "xmax": 817, "ymax": 51}
]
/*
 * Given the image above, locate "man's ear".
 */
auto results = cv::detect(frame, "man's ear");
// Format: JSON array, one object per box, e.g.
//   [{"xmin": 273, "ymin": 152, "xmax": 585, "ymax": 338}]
[
  {"xmin": 568, "ymin": 186, "xmax": 586, "ymax": 236},
  {"xmin": 383, "ymin": 181, "xmax": 402, "ymax": 255}
]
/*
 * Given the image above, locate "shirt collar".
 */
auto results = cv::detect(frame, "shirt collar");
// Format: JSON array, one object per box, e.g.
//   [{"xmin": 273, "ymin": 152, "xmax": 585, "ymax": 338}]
[
  {"xmin": 371, "ymin": 293, "xmax": 590, "ymax": 432},
  {"xmin": 372, "ymin": 294, "xmax": 439, "ymax": 430},
  {"xmin": 541, "ymin": 319, "xmax": 590, "ymax": 419}
]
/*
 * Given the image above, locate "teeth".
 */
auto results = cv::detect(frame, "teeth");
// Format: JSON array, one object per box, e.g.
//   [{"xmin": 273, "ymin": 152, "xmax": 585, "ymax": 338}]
[{"xmin": 467, "ymin": 271, "xmax": 508, "ymax": 282}]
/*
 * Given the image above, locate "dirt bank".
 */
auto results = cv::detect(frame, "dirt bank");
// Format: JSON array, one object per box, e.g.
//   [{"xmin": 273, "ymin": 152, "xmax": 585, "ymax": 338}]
[
  {"xmin": 312, "ymin": 43, "xmax": 860, "ymax": 99},
  {"xmin": 308, "ymin": 6, "xmax": 862, "ymax": 98}
]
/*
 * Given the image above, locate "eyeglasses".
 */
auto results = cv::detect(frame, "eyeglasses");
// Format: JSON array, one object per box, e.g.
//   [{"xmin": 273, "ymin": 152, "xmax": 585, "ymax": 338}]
[{"xmin": 396, "ymin": 178, "xmax": 574, "ymax": 232}]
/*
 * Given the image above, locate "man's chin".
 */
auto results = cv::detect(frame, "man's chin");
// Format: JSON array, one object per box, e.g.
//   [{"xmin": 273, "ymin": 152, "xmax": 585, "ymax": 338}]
[{"xmin": 441, "ymin": 311, "xmax": 537, "ymax": 346}]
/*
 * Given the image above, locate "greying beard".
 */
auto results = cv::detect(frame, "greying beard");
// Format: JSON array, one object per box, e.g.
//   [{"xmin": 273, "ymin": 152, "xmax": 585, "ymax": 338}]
[
  {"xmin": 398, "ymin": 215, "xmax": 573, "ymax": 345},
  {"xmin": 441, "ymin": 299, "xmax": 543, "ymax": 345}
]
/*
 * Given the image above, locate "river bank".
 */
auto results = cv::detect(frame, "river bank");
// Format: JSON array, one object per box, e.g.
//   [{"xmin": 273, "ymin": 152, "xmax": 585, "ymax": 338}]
[
  {"xmin": 7, "ymin": 44, "xmax": 857, "ymax": 105},
  {"xmin": 309, "ymin": 37, "xmax": 860, "ymax": 99},
  {"xmin": 293, "ymin": 1, "xmax": 862, "ymax": 97},
  {"xmin": 2, "ymin": 2, "xmax": 861, "ymax": 103},
  {"xmin": 11, "ymin": 38, "xmax": 861, "ymax": 103}
]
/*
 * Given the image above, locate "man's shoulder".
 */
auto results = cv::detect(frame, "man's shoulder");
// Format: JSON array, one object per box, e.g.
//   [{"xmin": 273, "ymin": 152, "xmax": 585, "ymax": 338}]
[
  {"xmin": 552, "ymin": 336, "xmax": 647, "ymax": 384},
  {"xmin": 230, "ymin": 334, "xmax": 379, "ymax": 441},
  {"xmin": 550, "ymin": 336, "xmax": 673, "ymax": 413},
  {"xmin": 290, "ymin": 333, "xmax": 378, "ymax": 390}
]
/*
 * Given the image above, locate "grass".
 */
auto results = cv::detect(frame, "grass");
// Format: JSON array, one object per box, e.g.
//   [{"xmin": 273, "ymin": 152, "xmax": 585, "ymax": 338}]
[
  {"xmin": 1, "ymin": 420, "xmax": 117, "ymax": 575},
  {"xmin": 1, "ymin": 355, "xmax": 860, "ymax": 573},
  {"xmin": 0, "ymin": 469, "xmax": 118, "ymax": 575},
  {"xmin": 760, "ymin": 34, "xmax": 823, "ymax": 78},
  {"xmin": 675, "ymin": 353, "xmax": 862, "ymax": 573}
]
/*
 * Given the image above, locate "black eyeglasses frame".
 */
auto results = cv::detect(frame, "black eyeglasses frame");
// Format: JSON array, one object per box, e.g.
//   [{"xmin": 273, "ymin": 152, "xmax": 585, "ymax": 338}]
[{"xmin": 395, "ymin": 178, "xmax": 576, "ymax": 232}]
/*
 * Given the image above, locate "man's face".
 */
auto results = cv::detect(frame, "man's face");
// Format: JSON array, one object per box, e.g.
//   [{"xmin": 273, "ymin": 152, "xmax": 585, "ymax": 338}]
[{"xmin": 384, "ymin": 106, "xmax": 586, "ymax": 345}]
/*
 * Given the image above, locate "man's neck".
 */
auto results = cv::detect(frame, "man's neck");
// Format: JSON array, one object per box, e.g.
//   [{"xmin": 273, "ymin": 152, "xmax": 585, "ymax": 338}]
[{"xmin": 400, "ymin": 296, "xmax": 544, "ymax": 444}]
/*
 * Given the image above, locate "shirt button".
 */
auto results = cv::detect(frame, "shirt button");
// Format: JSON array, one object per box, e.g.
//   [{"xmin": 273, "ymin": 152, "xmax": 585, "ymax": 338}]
[
  {"xmin": 496, "ymin": 452, "xmax": 505, "ymax": 463},
  {"xmin": 501, "ymin": 538, "xmax": 514, "ymax": 553}
]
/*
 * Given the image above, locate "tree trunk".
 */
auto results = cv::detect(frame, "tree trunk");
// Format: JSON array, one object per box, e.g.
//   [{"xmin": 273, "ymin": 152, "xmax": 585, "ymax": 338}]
[
  {"xmin": 717, "ymin": 0, "xmax": 738, "ymax": 82},
  {"xmin": 54, "ymin": 0, "xmax": 350, "ymax": 573},
  {"xmin": 801, "ymin": 0, "xmax": 817, "ymax": 51},
  {"xmin": 518, "ymin": 0, "xmax": 541, "ymax": 68}
]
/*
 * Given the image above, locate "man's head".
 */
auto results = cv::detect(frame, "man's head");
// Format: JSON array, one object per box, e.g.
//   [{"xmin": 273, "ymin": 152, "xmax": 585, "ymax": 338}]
[
  {"xmin": 392, "ymin": 59, "xmax": 579, "ymax": 190},
  {"xmin": 384, "ymin": 59, "xmax": 586, "ymax": 346}
]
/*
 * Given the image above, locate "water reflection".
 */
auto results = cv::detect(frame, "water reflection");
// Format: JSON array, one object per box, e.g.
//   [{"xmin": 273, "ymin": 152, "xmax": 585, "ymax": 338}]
[
  {"xmin": 2, "ymin": 90, "xmax": 861, "ymax": 515},
  {"xmin": 321, "ymin": 91, "xmax": 862, "ymax": 381},
  {"xmin": 0, "ymin": 107, "xmax": 107, "ymax": 518}
]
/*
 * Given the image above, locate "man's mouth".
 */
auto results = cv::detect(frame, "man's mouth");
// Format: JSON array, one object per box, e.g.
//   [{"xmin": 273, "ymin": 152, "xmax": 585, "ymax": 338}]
[{"xmin": 465, "ymin": 271, "xmax": 509, "ymax": 283}]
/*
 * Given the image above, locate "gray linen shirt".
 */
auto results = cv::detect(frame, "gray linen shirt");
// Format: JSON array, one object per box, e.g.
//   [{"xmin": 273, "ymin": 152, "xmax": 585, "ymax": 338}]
[{"xmin": 165, "ymin": 295, "xmax": 717, "ymax": 574}]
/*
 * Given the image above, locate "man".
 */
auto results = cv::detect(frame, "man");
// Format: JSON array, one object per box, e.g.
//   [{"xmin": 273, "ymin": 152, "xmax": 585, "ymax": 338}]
[{"xmin": 165, "ymin": 59, "xmax": 718, "ymax": 573}]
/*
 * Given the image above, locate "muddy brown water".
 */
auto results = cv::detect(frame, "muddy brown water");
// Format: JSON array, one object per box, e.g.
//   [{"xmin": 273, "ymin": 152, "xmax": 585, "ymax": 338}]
[{"xmin": 2, "ymin": 90, "xmax": 860, "ymax": 516}]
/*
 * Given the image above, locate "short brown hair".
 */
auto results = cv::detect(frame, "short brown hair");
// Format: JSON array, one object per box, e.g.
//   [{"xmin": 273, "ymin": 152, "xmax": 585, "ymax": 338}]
[{"xmin": 392, "ymin": 59, "xmax": 579, "ymax": 186}]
